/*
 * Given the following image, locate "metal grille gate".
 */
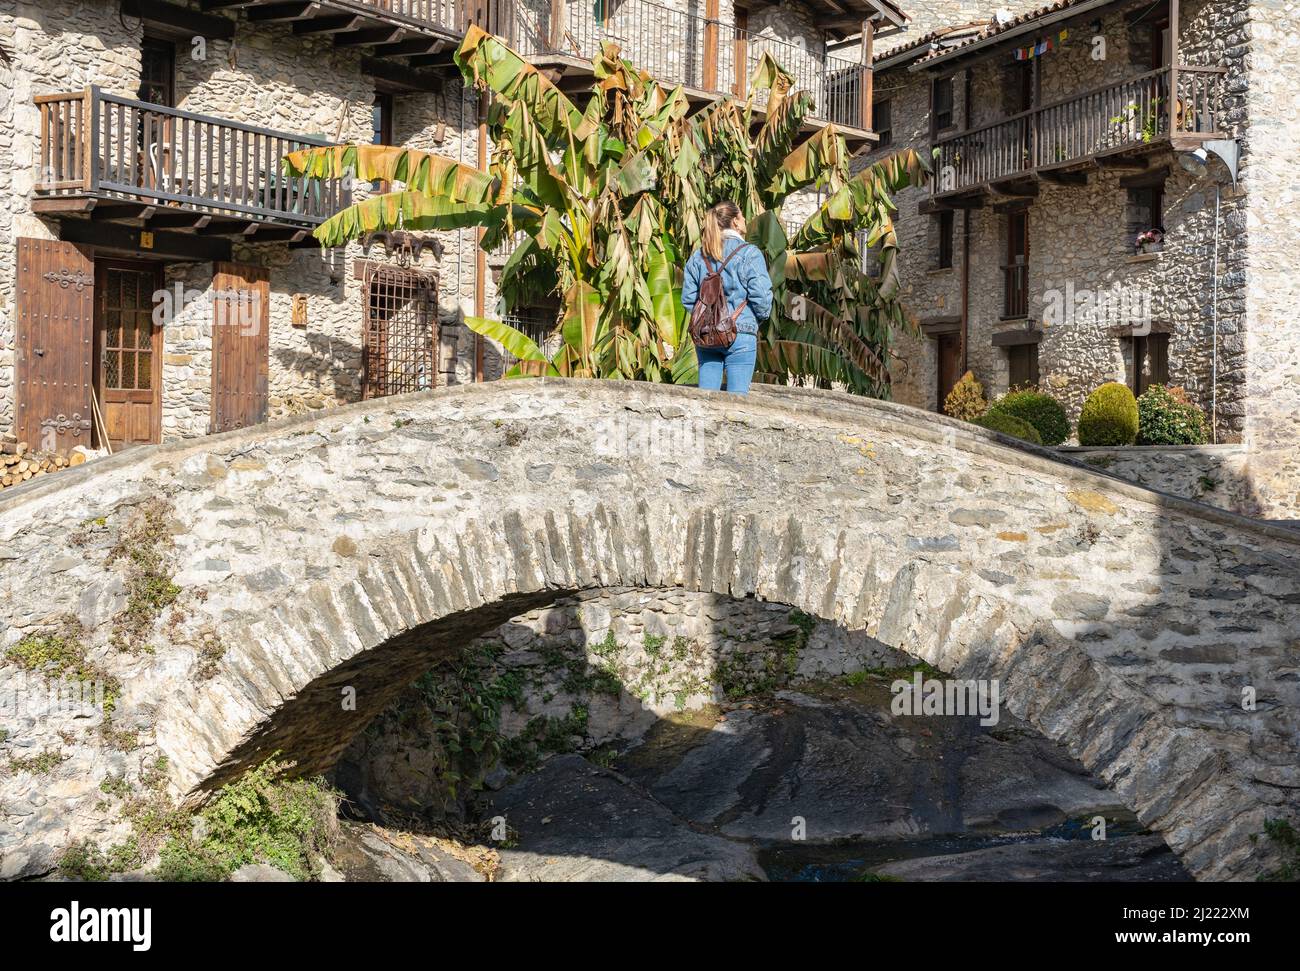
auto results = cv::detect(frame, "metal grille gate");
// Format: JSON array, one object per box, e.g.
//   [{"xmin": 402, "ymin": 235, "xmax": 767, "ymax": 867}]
[{"xmin": 362, "ymin": 263, "xmax": 439, "ymax": 399}]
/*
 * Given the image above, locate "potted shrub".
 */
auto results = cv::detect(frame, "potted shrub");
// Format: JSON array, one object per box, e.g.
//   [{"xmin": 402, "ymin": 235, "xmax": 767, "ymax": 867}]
[
  {"xmin": 1137, "ymin": 384, "xmax": 1209, "ymax": 445},
  {"xmin": 987, "ymin": 387, "xmax": 1071, "ymax": 446},
  {"xmin": 1078, "ymin": 382, "xmax": 1139, "ymax": 446}
]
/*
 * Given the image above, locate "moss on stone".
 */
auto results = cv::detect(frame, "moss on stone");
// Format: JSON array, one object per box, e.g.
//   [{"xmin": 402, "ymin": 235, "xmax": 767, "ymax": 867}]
[
  {"xmin": 106, "ymin": 499, "xmax": 181, "ymax": 654},
  {"xmin": 7, "ymin": 749, "xmax": 66, "ymax": 775},
  {"xmin": 5, "ymin": 618, "xmax": 121, "ymax": 715}
]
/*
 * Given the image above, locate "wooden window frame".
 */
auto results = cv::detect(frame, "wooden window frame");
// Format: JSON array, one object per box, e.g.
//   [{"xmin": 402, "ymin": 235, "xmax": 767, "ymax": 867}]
[
  {"xmin": 1002, "ymin": 209, "xmax": 1030, "ymax": 319},
  {"xmin": 873, "ymin": 98, "xmax": 893, "ymax": 148},
  {"xmin": 936, "ymin": 209, "xmax": 955, "ymax": 270},
  {"xmin": 139, "ymin": 37, "xmax": 177, "ymax": 108},
  {"xmin": 931, "ymin": 76, "xmax": 955, "ymax": 136},
  {"xmin": 372, "ymin": 93, "xmax": 395, "ymax": 193}
]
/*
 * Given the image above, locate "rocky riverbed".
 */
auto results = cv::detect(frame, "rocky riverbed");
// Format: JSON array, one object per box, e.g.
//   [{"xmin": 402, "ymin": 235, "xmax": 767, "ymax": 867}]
[{"xmin": 335, "ymin": 678, "xmax": 1189, "ymax": 882}]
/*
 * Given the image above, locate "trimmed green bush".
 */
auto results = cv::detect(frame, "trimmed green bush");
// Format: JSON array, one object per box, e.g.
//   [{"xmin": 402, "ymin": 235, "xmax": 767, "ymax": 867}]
[
  {"xmin": 943, "ymin": 371, "xmax": 987, "ymax": 422},
  {"xmin": 988, "ymin": 388, "xmax": 1071, "ymax": 445},
  {"xmin": 973, "ymin": 410, "xmax": 1043, "ymax": 445},
  {"xmin": 1077, "ymin": 382, "xmax": 1139, "ymax": 446},
  {"xmin": 1137, "ymin": 384, "xmax": 1209, "ymax": 445}
]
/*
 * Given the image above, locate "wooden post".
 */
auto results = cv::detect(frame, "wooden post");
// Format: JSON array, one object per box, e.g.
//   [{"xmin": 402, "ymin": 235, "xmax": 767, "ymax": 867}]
[
  {"xmin": 1168, "ymin": 0, "xmax": 1180, "ymax": 134},
  {"xmin": 733, "ymin": 9, "xmax": 748, "ymax": 97},
  {"xmin": 81, "ymin": 87, "xmax": 93, "ymax": 190},
  {"xmin": 860, "ymin": 18, "xmax": 874, "ymax": 132},
  {"xmin": 548, "ymin": 0, "xmax": 565, "ymax": 51},
  {"xmin": 703, "ymin": 0, "xmax": 719, "ymax": 92}
]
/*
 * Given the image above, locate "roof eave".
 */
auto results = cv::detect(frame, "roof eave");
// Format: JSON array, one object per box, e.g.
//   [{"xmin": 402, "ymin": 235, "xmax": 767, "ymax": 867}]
[{"xmin": 907, "ymin": 0, "xmax": 1125, "ymax": 73}]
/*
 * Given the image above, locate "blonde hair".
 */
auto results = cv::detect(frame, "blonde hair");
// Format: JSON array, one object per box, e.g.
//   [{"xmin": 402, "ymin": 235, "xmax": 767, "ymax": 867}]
[{"xmin": 702, "ymin": 201, "xmax": 742, "ymax": 263}]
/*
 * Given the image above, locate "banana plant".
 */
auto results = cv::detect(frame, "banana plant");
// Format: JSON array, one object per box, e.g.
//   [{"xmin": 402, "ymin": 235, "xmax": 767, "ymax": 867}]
[{"xmin": 282, "ymin": 26, "xmax": 927, "ymax": 395}]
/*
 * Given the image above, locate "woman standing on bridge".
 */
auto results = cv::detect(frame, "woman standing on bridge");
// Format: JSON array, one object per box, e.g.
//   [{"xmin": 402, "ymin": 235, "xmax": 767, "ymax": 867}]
[{"xmin": 682, "ymin": 201, "xmax": 773, "ymax": 394}]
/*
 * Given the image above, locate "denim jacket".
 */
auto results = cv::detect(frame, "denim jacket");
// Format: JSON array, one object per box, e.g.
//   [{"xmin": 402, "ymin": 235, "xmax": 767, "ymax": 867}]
[{"xmin": 682, "ymin": 234, "xmax": 773, "ymax": 336}]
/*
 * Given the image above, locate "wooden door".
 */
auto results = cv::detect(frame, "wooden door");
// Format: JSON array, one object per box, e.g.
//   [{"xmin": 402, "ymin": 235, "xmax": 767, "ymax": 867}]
[
  {"xmin": 936, "ymin": 332, "xmax": 963, "ymax": 411},
  {"xmin": 15, "ymin": 238, "xmax": 95, "ymax": 454},
  {"xmin": 95, "ymin": 260, "xmax": 163, "ymax": 449},
  {"xmin": 211, "ymin": 262, "xmax": 270, "ymax": 433}
]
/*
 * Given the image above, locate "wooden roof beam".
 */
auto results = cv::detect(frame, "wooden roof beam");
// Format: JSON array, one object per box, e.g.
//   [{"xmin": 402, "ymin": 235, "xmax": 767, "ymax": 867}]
[
  {"xmin": 246, "ymin": 2, "xmax": 319, "ymax": 23},
  {"xmin": 292, "ymin": 14, "xmax": 361, "ymax": 34},
  {"xmin": 336, "ymin": 26, "xmax": 404, "ymax": 48}
]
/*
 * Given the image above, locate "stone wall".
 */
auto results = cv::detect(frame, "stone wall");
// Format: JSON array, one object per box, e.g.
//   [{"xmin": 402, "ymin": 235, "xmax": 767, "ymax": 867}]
[
  {"xmin": 0, "ymin": 2, "xmax": 142, "ymax": 436},
  {"xmin": 1241, "ymin": 0, "xmax": 1300, "ymax": 521},
  {"xmin": 872, "ymin": 2, "xmax": 1245, "ymax": 418},
  {"xmin": 337, "ymin": 586, "xmax": 908, "ymax": 820},
  {"xmin": 1, "ymin": 380, "xmax": 1297, "ymax": 880},
  {"xmin": 862, "ymin": 1, "xmax": 1299, "ymax": 515},
  {"xmin": 1056, "ymin": 443, "xmax": 1268, "ymax": 517},
  {"xmin": 0, "ymin": 4, "xmax": 483, "ymax": 441}
]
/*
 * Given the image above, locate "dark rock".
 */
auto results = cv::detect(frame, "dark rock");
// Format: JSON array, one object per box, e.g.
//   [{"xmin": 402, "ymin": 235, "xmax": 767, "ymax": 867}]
[
  {"xmin": 874, "ymin": 833, "xmax": 1190, "ymax": 882},
  {"xmin": 490, "ymin": 755, "xmax": 765, "ymax": 882}
]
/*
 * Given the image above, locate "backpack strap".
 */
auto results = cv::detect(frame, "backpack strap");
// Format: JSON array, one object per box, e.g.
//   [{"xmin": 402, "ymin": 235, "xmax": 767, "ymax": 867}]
[
  {"xmin": 700, "ymin": 240, "xmax": 752, "ymax": 274},
  {"xmin": 718, "ymin": 241, "xmax": 752, "ymax": 270}
]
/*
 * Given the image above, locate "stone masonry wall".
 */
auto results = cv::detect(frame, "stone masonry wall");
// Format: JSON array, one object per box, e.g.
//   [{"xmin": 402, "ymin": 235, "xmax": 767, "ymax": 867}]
[
  {"xmin": 0, "ymin": 4, "xmax": 483, "ymax": 440},
  {"xmin": 1241, "ymin": 0, "xmax": 1300, "ymax": 520},
  {"xmin": 1, "ymin": 380, "xmax": 1297, "ymax": 880},
  {"xmin": 864, "ymin": 2, "xmax": 1270, "ymax": 496},
  {"xmin": 337, "ymin": 586, "xmax": 908, "ymax": 820},
  {"xmin": 1057, "ymin": 443, "xmax": 1263, "ymax": 517},
  {"xmin": 0, "ymin": 2, "xmax": 142, "ymax": 436}
]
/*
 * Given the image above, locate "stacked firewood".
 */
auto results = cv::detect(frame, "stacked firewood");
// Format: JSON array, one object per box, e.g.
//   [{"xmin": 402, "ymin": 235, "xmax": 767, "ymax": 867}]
[{"xmin": 1, "ymin": 437, "xmax": 84, "ymax": 490}]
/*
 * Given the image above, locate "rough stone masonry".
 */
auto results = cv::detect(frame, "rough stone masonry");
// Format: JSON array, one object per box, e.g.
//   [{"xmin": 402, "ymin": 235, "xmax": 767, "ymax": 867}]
[{"xmin": 0, "ymin": 380, "xmax": 1297, "ymax": 881}]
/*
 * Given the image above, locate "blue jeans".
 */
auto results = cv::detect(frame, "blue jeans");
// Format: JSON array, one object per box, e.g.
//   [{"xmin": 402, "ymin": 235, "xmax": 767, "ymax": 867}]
[{"xmin": 696, "ymin": 332, "xmax": 757, "ymax": 394}]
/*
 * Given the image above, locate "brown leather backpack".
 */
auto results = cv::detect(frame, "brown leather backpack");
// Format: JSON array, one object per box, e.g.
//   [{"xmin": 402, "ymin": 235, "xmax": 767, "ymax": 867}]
[{"xmin": 689, "ymin": 246, "xmax": 750, "ymax": 349}]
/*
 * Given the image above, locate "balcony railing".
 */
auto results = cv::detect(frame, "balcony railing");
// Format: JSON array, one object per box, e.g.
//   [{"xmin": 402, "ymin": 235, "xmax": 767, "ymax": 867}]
[
  {"xmin": 34, "ymin": 87, "xmax": 349, "ymax": 228},
  {"xmin": 932, "ymin": 65, "xmax": 1224, "ymax": 197},
  {"xmin": 359, "ymin": 0, "xmax": 466, "ymax": 29},
  {"xmin": 1003, "ymin": 263, "xmax": 1029, "ymax": 319},
  {"xmin": 513, "ymin": 0, "xmax": 868, "ymax": 129}
]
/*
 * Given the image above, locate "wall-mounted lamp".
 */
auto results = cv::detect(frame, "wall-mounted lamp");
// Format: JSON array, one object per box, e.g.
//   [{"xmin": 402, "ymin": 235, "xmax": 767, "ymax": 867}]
[{"xmin": 1177, "ymin": 139, "xmax": 1239, "ymax": 186}]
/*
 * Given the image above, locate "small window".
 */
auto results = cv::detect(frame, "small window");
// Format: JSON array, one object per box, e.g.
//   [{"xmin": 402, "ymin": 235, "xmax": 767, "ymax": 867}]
[
  {"xmin": 1131, "ymin": 332, "xmax": 1170, "ymax": 396},
  {"xmin": 1007, "ymin": 343, "xmax": 1039, "ymax": 389},
  {"xmin": 873, "ymin": 99, "xmax": 893, "ymax": 147},
  {"xmin": 138, "ymin": 39, "xmax": 176, "ymax": 107},
  {"xmin": 1127, "ymin": 183, "xmax": 1165, "ymax": 244},
  {"xmin": 371, "ymin": 93, "xmax": 394, "ymax": 191},
  {"xmin": 1003, "ymin": 210, "xmax": 1029, "ymax": 318},
  {"xmin": 363, "ymin": 265, "xmax": 438, "ymax": 398},
  {"xmin": 932, "ymin": 76, "xmax": 955, "ymax": 132},
  {"xmin": 934, "ymin": 210, "xmax": 954, "ymax": 269},
  {"xmin": 1003, "ymin": 61, "xmax": 1033, "ymax": 116}
]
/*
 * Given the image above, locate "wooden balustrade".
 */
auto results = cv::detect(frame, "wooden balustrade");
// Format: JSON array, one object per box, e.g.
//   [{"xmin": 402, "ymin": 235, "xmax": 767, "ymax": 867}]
[
  {"xmin": 513, "ymin": 0, "xmax": 869, "ymax": 129},
  {"xmin": 35, "ymin": 87, "xmax": 348, "ymax": 227},
  {"xmin": 933, "ymin": 66, "xmax": 1225, "ymax": 197}
]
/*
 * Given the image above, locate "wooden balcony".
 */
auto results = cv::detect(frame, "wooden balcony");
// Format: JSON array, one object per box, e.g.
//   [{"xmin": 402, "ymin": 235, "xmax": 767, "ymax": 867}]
[
  {"xmin": 31, "ymin": 87, "xmax": 350, "ymax": 253},
  {"xmin": 510, "ymin": 0, "xmax": 873, "ymax": 144},
  {"xmin": 931, "ymin": 65, "xmax": 1225, "ymax": 200}
]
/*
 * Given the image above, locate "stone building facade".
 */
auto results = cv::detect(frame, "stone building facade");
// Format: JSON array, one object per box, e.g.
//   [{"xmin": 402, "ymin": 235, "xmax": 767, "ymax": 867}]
[
  {"xmin": 0, "ymin": 0, "xmax": 859, "ymax": 453},
  {"xmin": 860, "ymin": 0, "xmax": 1298, "ymax": 519}
]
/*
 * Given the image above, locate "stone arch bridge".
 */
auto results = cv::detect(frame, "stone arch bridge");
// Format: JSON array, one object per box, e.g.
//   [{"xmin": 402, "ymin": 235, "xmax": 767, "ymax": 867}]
[{"xmin": 1, "ymin": 380, "xmax": 1297, "ymax": 881}]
